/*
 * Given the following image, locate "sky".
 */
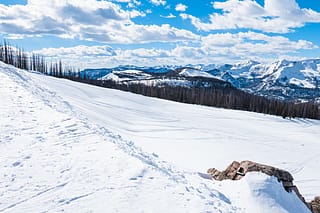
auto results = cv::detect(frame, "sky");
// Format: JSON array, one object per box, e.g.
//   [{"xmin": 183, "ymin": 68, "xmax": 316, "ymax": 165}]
[{"xmin": 1, "ymin": 0, "xmax": 320, "ymax": 68}]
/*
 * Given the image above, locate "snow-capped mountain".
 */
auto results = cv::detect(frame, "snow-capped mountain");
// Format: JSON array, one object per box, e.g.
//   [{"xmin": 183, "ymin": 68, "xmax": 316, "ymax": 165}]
[
  {"xmin": 83, "ymin": 65, "xmax": 181, "ymax": 79},
  {"xmin": 220, "ymin": 59, "xmax": 320, "ymax": 101},
  {"xmin": 91, "ymin": 59, "xmax": 320, "ymax": 102},
  {"xmin": 179, "ymin": 67, "xmax": 216, "ymax": 78},
  {"xmin": 96, "ymin": 66, "xmax": 232, "ymax": 89},
  {"xmin": 100, "ymin": 69, "xmax": 153, "ymax": 82},
  {"xmin": 1, "ymin": 61, "xmax": 318, "ymax": 212}
]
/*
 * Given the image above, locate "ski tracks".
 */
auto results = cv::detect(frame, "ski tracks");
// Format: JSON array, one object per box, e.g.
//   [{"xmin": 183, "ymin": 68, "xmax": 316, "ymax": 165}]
[{"xmin": 0, "ymin": 66, "xmax": 236, "ymax": 212}]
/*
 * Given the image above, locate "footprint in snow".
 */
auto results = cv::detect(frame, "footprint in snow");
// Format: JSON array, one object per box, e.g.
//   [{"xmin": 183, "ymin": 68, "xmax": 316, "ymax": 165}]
[{"xmin": 12, "ymin": 162, "xmax": 22, "ymax": 167}]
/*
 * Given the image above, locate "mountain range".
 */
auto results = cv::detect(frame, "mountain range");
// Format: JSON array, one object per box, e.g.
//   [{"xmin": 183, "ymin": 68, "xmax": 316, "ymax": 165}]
[{"xmin": 83, "ymin": 59, "xmax": 320, "ymax": 102}]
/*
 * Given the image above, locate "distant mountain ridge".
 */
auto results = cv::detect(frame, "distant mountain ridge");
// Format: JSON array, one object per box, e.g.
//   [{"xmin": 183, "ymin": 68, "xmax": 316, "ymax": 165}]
[
  {"xmin": 217, "ymin": 59, "xmax": 320, "ymax": 102},
  {"xmin": 83, "ymin": 59, "xmax": 320, "ymax": 102}
]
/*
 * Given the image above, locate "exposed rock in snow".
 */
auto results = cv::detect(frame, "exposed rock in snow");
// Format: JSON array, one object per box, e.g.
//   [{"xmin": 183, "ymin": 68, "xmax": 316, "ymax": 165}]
[
  {"xmin": 208, "ymin": 161, "xmax": 293, "ymax": 182},
  {"xmin": 208, "ymin": 160, "xmax": 312, "ymax": 211},
  {"xmin": 309, "ymin": 196, "xmax": 320, "ymax": 213}
]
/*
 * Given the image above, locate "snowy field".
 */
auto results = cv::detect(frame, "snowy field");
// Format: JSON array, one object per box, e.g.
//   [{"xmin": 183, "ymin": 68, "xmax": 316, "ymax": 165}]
[{"xmin": 1, "ymin": 62, "xmax": 318, "ymax": 212}]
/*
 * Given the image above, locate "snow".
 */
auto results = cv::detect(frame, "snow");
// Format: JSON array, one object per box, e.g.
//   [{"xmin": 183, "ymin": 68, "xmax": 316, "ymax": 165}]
[
  {"xmin": 179, "ymin": 68, "xmax": 215, "ymax": 78},
  {"xmin": 289, "ymin": 78, "xmax": 314, "ymax": 88},
  {"xmin": 118, "ymin": 70, "xmax": 149, "ymax": 75},
  {"xmin": 1, "ymin": 62, "xmax": 318, "ymax": 212},
  {"xmin": 99, "ymin": 70, "xmax": 152, "ymax": 81},
  {"xmin": 222, "ymin": 172, "xmax": 310, "ymax": 213},
  {"xmin": 135, "ymin": 79, "xmax": 192, "ymax": 87},
  {"xmin": 213, "ymin": 59, "xmax": 320, "ymax": 93},
  {"xmin": 100, "ymin": 72, "xmax": 123, "ymax": 81},
  {"xmin": 0, "ymin": 63, "xmax": 233, "ymax": 212},
  {"xmin": 228, "ymin": 60, "xmax": 260, "ymax": 77},
  {"xmin": 265, "ymin": 60, "xmax": 320, "ymax": 89},
  {"xmin": 184, "ymin": 64, "xmax": 218, "ymax": 72}
]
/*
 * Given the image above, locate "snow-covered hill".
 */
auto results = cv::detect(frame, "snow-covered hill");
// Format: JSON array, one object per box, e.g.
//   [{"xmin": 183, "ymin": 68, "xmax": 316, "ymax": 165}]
[
  {"xmin": 179, "ymin": 67, "xmax": 215, "ymax": 78},
  {"xmin": 1, "ymin": 62, "xmax": 318, "ymax": 212},
  {"xmin": 83, "ymin": 65, "xmax": 180, "ymax": 79},
  {"xmin": 100, "ymin": 70, "xmax": 153, "ymax": 82}
]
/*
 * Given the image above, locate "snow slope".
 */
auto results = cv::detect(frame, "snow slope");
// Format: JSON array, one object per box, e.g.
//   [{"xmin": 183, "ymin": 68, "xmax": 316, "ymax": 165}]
[
  {"xmin": 1, "ymin": 62, "xmax": 318, "ymax": 212},
  {"xmin": 179, "ymin": 68, "xmax": 216, "ymax": 78},
  {"xmin": 99, "ymin": 70, "xmax": 153, "ymax": 82}
]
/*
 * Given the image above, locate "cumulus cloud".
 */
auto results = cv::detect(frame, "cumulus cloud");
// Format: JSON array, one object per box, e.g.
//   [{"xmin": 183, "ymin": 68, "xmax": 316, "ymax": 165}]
[
  {"xmin": 160, "ymin": 13, "xmax": 176, "ymax": 19},
  {"xmin": 2, "ymin": 0, "xmax": 318, "ymax": 67},
  {"xmin": 175, "ymin": 3, "xmax": 187, "ymax": 12},
  {"xmin": 149, "ymin": 0, "xmax": 166, "ymax": 6},
  {"xmin": 33, "ymin": 31, "xmax": 317, "ymax": 68},
  {"xmin": 181, "ymin": 0, "xmax": 320, "ymax": 33},
  {"xmin": 0, "ymin": 0, "xmax": 197, "ymax": 43},
  {"xmin": 113, "ymin": 0, "xmax": 141, "ymax": 8},
  {"xmin": 34, "ymin": 45, "xmax": 116, "ymax": 58},
  {"xmin": 201, "ymin": 31, "xmax": 316, "ymax": 57},
  {"xmin": 113, "ymin": 0, "xmax": 131, "ymax": 2},
  {"xmin": 121, "ymin": 48, "xmax": 169, "ymax": 58}
]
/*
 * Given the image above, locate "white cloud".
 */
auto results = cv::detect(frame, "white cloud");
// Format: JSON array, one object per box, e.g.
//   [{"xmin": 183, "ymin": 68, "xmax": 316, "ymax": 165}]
[
  {"xmin": 129, "ymin": 9, "xmax": 146, "ymax": 18},
  {"xmin": 33, "ymin": 45, "xmax": 116, "ymax": 58},
  {"xmin": 149, "ymin": 0, "xmax": 166, "ymax": 6},
  {"xmin": 2, "ymin": 0, "xmax": 318, "ymax": 68},
  {"xmin": 160, "ymin": 13, "xmax": 176, "ymax": 19},
  {"xmin": 125, "ymin": 0, "xmax": 141, "ymax": 8},
  {"xmin": 171, "ymin": 46, "xmax": 205, "ymax": 59},
  {"xmin": 0, "ymin": 0, "xmax": 197, "ymax": 44},
  {"xmin": 175, "ymin": 3, "xmax": 187, "ymax": 12},
  {"xmin": 113, "ymin": 0, "xmax": 131, "ymax": 3},
  {"xmin": 33, "ymin": 31, "xmax": 318, "ymax": 68},
  {"xmin": 121, "ymin": 48, "xmax": 169, "ymax": 58},
  {"xmin": 200, "ymin": 31, "xmax": 317, "ymax": 60},
  {"xmin": 181, "ymin": 0, "xmax": 320, "ymax": 33}
]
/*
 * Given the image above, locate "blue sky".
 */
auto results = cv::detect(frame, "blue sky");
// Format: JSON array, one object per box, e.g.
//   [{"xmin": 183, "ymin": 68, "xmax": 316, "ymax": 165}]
[{"xmin": 1, "ymin": 0, "xmax": 320, "ymax": 68}]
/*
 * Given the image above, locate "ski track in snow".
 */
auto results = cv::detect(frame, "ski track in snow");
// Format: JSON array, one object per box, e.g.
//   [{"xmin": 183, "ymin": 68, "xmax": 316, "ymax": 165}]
[{"xmin": 0, "ymin": 65, "xmax": 236, "ymax": 212}]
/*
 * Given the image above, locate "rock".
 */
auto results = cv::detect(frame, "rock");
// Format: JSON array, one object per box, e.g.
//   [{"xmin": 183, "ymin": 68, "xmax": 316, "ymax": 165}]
[
  {"xmin": 310, "ymin": 196, "xmax": 320, "ymax": 213},
  {"xmin": 207, "ymin": 160, "xmax": 317, "ymax": 212},
  {"xmin": 208, "ymin": 161, "xmax": 240, "ymax": 181},
  {"xmin": 207, "ymin": 160, "xmax": 293, "ymax": 183}
]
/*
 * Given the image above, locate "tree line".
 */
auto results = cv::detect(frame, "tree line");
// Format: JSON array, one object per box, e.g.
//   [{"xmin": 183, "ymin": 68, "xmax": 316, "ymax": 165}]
[
  {"xmin": 75, "ymin": 78, "xmax": 320, "ymax": 120},
  {"xmin": 1, "ymin": 40, "xmax": 319, "ymax": 120},
  {"xmin": 0, "ymin": 39, "xmax": 78, "ymax": 78}
]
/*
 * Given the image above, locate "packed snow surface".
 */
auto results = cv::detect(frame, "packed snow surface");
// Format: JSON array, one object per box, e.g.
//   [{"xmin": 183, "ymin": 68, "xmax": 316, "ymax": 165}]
[{"xmin": 1, "ymin": 62, "xmax": 318, "ymax": 212}]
